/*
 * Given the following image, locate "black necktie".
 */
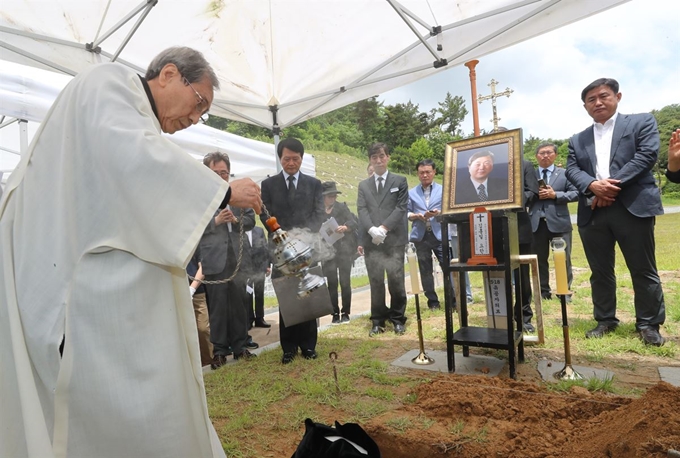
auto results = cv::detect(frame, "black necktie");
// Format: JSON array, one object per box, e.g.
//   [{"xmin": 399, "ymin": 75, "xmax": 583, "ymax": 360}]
[
  {"xmin": 287, "ymin": 175, "xmax": 296, "ymax": 203},
  {"xmin": 542, "ymin": 168, "xmax": 549, "ymax": 185},
  {"xmin": 377, "ymin": 176, "xmax": 384, "ymax": 193},
  {"xmin": 477, "ymin": 184, "xmax": 488, "ymax": 202}
]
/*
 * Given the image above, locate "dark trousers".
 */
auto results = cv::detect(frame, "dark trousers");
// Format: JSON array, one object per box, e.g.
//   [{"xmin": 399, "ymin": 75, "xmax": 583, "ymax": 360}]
[
  {"xmin": 205, "ymin": 252, "xmax": 250, "ymax": 356},
  {"xmin": 364, "ymin": 243, "xmax": 407, "ymax": 326},
  {"xmin": 533, "ymin": 219, "xmax": 573, "ymax": 297},
  {"xmin": 414, "ymin": 231, "xmax": 443, "ymax": 308},
  {"xmin": 272, "ymin": 268, "xmax": 318, "ymax": 354},
  {"xmin": 578, "ymin": 201, "xmax": 665, "ymax": 330},
  {"xmin": 247, "ymin": 276, "xmax": 266, "ymax": 322},
  {"xmin": 513, "ymin": 242, "xmax": 534, "ymax": 324},
  {"xmin": 322, "ymin": 255, "xmax": 353, "ymax": 316}
]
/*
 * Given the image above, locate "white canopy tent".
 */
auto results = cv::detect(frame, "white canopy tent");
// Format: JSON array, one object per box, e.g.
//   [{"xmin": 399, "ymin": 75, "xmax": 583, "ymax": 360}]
[
  {"xmin": 0, "ymin": 60, "xmax": 315, "ymax": 187},
  {"xmin": 0, "ymin": 0, "xmax": 629, "ymax": 133}
]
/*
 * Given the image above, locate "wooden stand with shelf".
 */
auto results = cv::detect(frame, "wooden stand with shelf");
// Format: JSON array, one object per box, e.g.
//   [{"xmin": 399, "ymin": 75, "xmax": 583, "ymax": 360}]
[{"xmin": 442, "ymin": 212, "xmax": 525, "ymax": 379}]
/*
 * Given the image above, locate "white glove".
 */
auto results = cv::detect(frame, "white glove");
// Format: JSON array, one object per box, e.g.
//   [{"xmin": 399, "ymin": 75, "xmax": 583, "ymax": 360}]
[
  {"xmin": 369, "ymin": 226, "xmax": 387, "ymax": 245},
  {"xmin": 368, "ymin": 226, "xmax": 382, "ymax": 240}
]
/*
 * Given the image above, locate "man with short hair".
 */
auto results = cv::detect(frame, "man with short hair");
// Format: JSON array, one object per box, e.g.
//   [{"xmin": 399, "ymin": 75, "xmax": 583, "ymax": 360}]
[
  {"xmin": 566, "ymin": 77, "xmax": 666, "ymax": 346},
  {"xmin": 528, "ymin": 143, "xmax": 578, "ymax": 300},
  {"xmin": 357, "ymin": 142, "xmax": 409, "ymax": 336},
  {"xmin": 408, "ymin": 159, "xmax": 444, "ymax": 310},
  {"xmin": 454, "ymin": 150, "xmax": 508, "ymax": 204},
  {"xmin": 260, "ymin": 137, "xmax": 324, "ymax": 364},
  {"xmin": 0, "ymin": 47, "xmax": 261, "ymax": 457},
  {"xmin": 199, "ymin": 152, "xmax": 257, "ymax": 368}
]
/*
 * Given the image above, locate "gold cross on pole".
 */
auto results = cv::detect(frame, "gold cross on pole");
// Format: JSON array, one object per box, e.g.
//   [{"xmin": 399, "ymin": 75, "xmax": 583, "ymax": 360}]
[{"xmin": 478, "ymin": 79, "xmax": 513, "ymax": 132}]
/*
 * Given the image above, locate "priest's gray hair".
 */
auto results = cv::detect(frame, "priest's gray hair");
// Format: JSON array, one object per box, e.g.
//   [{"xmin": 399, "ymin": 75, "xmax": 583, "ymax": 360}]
[{"xmin": 145, "ymin": 47, "xmax": 220, "ymax": 89}]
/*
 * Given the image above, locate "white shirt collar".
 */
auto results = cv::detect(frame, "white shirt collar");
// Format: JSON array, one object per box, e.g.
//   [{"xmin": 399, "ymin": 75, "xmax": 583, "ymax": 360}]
[
  {"xmin": 374, "ymin": 171, "xmax": 388, "ymax": 183},
  {"xmin": 593, "ymin": 111, "xmax": 618, "ymax": 130},
  {"xmin": 283, "ymin": 170, "xmax": 300, "ymax": 182}
]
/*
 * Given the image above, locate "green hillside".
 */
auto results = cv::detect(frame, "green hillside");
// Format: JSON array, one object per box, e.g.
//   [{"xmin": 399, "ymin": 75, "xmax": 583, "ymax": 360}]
[{"xmin": 310, "ymin": 149, "xmax": 434, "ymax": 214}]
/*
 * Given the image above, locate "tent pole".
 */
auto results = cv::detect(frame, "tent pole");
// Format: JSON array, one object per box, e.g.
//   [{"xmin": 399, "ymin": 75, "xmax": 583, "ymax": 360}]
[
  {"xmin": 271, "ymin": 106, "xmax": 282, "ymax": 174},
  {"xmin": 19, "ymin": 120, "xmax": 28, "ymax": 154}
]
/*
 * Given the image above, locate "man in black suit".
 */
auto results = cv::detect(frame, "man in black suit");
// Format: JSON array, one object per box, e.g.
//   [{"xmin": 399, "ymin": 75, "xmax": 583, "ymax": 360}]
[
  {"xmin": 454, "ymin": 150, "xmax": 508, "ymax": 205},
  {"xmin": 357, "ymin": 143, "xmax": 409, "ymax": 337},
  {"xmin": 199, "ymin": 152, "xmax": 257, "ymax": 368},
  {"xmin": 260, "ymin": 138, "xmax": 325, "ymax": 363},
  {"xmin": 566, "ymin": 77, "xmax": 666, "ymax": 346},
  {"xmin": 528, "ymin": 143, "xmax": 579, "ymax": 301}
]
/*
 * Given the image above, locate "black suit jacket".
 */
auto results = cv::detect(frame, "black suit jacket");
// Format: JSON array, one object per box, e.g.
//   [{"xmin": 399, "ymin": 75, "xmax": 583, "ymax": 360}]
[
  {"xmin": 260, "ymin": 171, "xmax": 324, "ymax": 234},
  {"xmin": 198, "ymin": 206, "xmax": 256, "ymax": 276},
  {"xmin": 357, "ymin": 172, "xmax": 409, "ymax": 248},
  {"xmin": 566, "ymin": 113, "xmax": 663, "ymax": 226},
  {"xmin": 454, "ymin": 176, "xmax": 508, "ymax": 205},
  {"xmin": 245, "ymin": 226, "xmax": 269, "ymax": 280}
]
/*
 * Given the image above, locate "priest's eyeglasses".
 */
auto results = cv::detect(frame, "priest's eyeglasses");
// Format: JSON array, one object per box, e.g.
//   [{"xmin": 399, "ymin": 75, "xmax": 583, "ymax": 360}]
[{"xmin": 183, "ymin": 76, "xmax": 210, "ymax": 123}]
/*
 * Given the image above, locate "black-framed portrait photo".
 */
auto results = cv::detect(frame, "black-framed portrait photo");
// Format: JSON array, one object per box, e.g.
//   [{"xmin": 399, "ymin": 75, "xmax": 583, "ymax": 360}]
[{"xmin": 442, "ymin": 128, "xmax": 524, "ymax": 214}]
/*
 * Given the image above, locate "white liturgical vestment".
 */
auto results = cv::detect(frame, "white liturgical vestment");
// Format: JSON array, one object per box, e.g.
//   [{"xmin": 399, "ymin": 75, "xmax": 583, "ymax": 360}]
[{"xmin": 0, "ymin": 63, "xmax": 229, "ymax": 458}]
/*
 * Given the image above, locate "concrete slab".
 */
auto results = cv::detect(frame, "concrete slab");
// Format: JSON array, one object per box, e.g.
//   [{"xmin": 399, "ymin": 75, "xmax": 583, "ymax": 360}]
[
  {"xmin": 391, "ymin": 349, "xmax": 505, "ymax": 377},
  {"xmin": 658, "ymin": 367, "xmax": 680, "ymax": 387},
  {"xmin": 537, "ymin": 360, "xmax": 614, "ymax": 383}
]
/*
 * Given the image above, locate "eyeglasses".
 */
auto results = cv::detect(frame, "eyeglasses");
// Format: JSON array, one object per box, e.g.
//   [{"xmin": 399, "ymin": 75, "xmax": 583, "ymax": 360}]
[
  {"xmin": 213, "ymin": 170, "xmax": 230, "ymax": 178},
  {"xmin": 536, "ymin": 151, "xmax": 555, "ymax": 157},
  {"xmin": 183, "ymin": 76, "xmax": 210, "ymax": 123}
]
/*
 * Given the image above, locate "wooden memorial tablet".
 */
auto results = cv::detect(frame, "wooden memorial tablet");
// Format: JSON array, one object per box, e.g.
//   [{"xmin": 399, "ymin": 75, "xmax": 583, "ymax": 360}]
[{"xmin": 468, "ymin": 207, "xmax": 497, "ymax": 265}]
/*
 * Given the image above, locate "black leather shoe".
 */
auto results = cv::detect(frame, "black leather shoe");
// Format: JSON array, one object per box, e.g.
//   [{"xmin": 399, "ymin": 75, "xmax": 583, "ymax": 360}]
[
  {"xmin": 639, "ymin": 328, "xmax": 665, "ymax": 347},
  {"xmin": 340, "ymin": 314, "xmax": 350, "ymax": 323},
  {"xmin": 281, "ymin": 352, "xmax": 296, "ymax": 364},
  {"xmin": 301, "ymin": 349, "xmax": 318, "ymax": 360},
  {"xmin": 394, "ymin": 323, "xmax": 405, "ymax": 335},
  {"xmin": 428, "ymin": 304, "xmax": 441, "ymax": 311},
  {"xmin": 331, "ymin": 314, "xmax": 341, "ymax": 324},
  {"xmin": 210, "ymin": 354, "xmax": 228, "ymax": 370},
  {"xmin": 585, "ymin": 323, "xmax": 618, "ymax": 339},
  {"xmin": 523, "ymin": 323, "xmax": 535, "ymax": 333},
  {"xmin": 369, "ymin": 325, "xmax": 385, "ymax": 337},
  {"xmin": 245, "ymin": 337, "xmax": 259, "ymax": 350},
  {"xmin": 254, "ymin": 318, "xmax": 271, "ymax": 328},
  {"xmin": 234, "ymin": 349, "xmax": 257, "ymax": 360}
]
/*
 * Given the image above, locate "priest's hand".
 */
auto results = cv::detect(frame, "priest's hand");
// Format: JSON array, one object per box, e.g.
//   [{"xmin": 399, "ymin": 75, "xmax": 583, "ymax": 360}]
[{"xmin": 228, "ymin": 178, "xmax": 262, "ymax": 214}]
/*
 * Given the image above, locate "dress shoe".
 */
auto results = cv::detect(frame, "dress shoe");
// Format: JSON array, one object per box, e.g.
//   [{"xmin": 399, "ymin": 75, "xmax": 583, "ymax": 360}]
[
  {"xmin": 234, "ymin": 349, "xmax": 257, "ymax": 360},
  {"xmin": 210, "ymin": 354, "xmax": 228, "ymax": 370},
  {"xmin": 254, "ymin": 318, "xmax": 271, "ymax": 328},
  {"xmin": 245, "ymin": 337, "xmax": 259, "ymax": 350},
  {"xmin": 394, "ymin": 323, "xmax": 405, "ymax": 335},
  {"xmin": 523, "ymin": 323, "xmax": 536, "ymax": 333},
  {"xmin": 585, "ymin": 323, "xmax": 618, "ymax": 339},
  {"xmin": 301, "ymin": 349, "xmax": 318, "ymax": 360},
  {"xmin": 340, "ymin": 313, "xmax": 350, "ymax": 323},
  {"xmin": 369, "ymin": 325, "xmax": 385, "ymax": 337},
  {"xmin": 281, "ymin": 352, "xmax": 296, "ymax": 364},
  {"xmin": 428, "ymin": 303, "xmax": 441, "ymax": 311},
  {"xmin": 331, "ymin": 314, "xmax": 341, "ymax": 324},
  {"xmin": 639, "ymin": 328, "xmax": 665, "ymax": 347}
]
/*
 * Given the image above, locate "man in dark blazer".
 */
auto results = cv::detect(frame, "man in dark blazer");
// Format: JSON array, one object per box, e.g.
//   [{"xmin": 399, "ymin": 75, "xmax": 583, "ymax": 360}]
[
  {"xmin": 515, "ymin": 159, "xmax": 539, "ymax": 332},
  {"xmin": 528, "ymin": 143, "xmax": 578, "ymax": 300},
  {"xmin": 566, "ymin": 77, "xmax": 666, "ymax": 346},
  {"xmin": 260, "ymin": 138, "xmax": 324, "ymax": 363},
  {"xmin": 454, "ymin": 150, "xmax": 508, "ymax": 205},
  {"xmin": 199, "ymin": 152, "xmax": 257, "ymax": 368},
  {"xmin": 357, "ymin": 142, "xmax": 409, "ymax": 337}
]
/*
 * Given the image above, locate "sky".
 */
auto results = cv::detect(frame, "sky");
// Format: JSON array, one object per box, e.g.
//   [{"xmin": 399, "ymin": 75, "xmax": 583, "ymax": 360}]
[{"xmin": 378, "ymin": 0, "xmax": 679, "ymax": 141}]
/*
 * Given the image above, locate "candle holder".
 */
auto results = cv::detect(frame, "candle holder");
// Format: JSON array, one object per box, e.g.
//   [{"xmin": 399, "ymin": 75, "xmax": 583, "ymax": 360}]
[
  {"xmin": 406, "ymin": 243, "xmax": 434, "ymax": 365},
  {"xmin": 551, "ymin": 237, "xmax": 582, "ymax": 380}
]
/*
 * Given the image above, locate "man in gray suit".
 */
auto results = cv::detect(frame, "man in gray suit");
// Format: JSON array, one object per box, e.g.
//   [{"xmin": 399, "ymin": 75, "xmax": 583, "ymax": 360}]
[
  {"xmin": 357, "ymin": 143, "xmax": 409, "ymax": 336},
  {"xmin": 566, "ymin": 77, "xmax": 666, "ymax": 346},
  {"xmin": 199, "ymin": 152, "xmax": 257, "ymax": 368},
  {"xmin": 529, "ymin": 143, "xmax": 578, "ymax": 301}
]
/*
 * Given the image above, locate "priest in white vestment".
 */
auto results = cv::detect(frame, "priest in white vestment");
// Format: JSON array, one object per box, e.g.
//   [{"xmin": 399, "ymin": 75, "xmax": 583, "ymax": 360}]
[{"xmin": 0, "ymin": 47, "xmax": 261, "ymax": 458}]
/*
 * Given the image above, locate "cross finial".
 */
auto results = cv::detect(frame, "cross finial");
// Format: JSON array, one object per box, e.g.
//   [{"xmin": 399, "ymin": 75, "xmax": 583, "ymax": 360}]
[{"xmin": 478, "ymin": 79, "xmax": 513, "ymax": 132}]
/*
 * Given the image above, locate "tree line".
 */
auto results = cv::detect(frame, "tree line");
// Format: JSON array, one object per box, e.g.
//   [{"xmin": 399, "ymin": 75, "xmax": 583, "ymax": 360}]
[{"xmin": 207, "ymin": 101, "xmax": 679, "ymax": 194}]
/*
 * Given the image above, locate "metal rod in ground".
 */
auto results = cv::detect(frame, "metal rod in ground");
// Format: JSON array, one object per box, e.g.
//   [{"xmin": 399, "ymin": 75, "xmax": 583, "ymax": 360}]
[
  {"xmin": 554, "ymin": 293, "xmax": 583, "ymax": 380},
  {"xmin": 412, "ymin": 293, "xmax": 434, "ymax": 365}
]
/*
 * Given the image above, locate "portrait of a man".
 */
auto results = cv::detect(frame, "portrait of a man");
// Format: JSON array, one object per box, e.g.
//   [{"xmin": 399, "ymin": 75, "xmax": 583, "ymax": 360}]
[{"xmin": 454, "ymin": 149, "xmax": 509, "ymax": 205}]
